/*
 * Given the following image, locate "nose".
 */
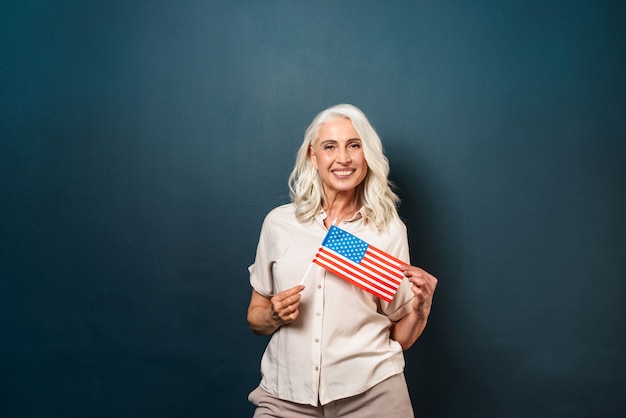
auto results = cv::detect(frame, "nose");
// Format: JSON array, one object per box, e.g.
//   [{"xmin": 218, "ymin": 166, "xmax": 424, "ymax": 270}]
[{"xmin": 338, "ymin": 147, "xmax": 352, "ymax": 164}]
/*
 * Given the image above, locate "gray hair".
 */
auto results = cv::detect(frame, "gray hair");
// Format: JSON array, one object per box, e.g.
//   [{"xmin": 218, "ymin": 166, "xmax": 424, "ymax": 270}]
[{"xmin": 288, "ymin": 104, "xmax": 400, "ymax": 230}]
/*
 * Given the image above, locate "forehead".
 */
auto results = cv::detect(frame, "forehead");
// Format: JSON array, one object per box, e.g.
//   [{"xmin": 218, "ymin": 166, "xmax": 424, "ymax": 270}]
[{"xmin": 317, "ymin": 117, "xmax": 359, "ymax": 139}]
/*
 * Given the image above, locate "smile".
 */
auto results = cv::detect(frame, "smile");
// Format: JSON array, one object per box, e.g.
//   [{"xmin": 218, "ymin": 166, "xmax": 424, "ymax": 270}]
[{"xmin": 333, "ymin": 170, "xmax": 354, "ymax": 176}]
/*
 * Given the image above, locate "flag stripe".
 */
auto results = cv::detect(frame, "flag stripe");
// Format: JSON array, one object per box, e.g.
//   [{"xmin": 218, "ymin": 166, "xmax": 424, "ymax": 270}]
[
  {"xmin": 313, "ymin": 254, "xmax": 395, "ymax": 302},
  {"xmin": 363, "ymin": 251, "xmax": 405, "ymax": 280},
  {"xmin": 367, "ymin": 244, "xmax": 406, "ymax": 266},
  {"xmin": 358, "ymin": 257, "xmax": 403, "ymax": 287},
  {"xmin": 318, "ymin": 260, "xmax": 394, "ymax": 302},
  {"xmin": 316, "ymin": 248, "xmax": 399, "ymax": 294},
  {"xmin": 359, "ymin": 255, "xmax": 404, "ymax": 284}
]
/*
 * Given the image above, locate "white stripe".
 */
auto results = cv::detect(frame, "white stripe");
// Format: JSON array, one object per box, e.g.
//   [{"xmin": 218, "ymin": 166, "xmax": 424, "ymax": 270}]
[
  {"xmin": 317, "ymin": 249, "xmax": 399, "ymax": 294},
  {"xmin": 360, "ymin": 255, "xmax": 404, "ymax": 284},
  {"xmin": 367, "ymin": 245, "xmax": 405, "ymax": 266},
  {"xmin": 358, "ymin": 259, "xmax": 403, "ymax": 287},
  {"xmin": 316, "ymin": 257, "xmax": 395, "ymax": 299}
]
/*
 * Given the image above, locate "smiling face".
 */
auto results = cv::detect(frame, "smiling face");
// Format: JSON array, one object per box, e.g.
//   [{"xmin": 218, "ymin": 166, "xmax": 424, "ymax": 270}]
[{"xmin": 309, "ymin": 117, "xmax": 368, "ymax": 200}]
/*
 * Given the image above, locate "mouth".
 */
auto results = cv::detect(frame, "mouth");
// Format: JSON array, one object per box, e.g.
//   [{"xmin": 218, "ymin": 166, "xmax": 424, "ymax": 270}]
[{"xmin": 332, "ymin": 169, "xmax": 355, "ymax": 178}]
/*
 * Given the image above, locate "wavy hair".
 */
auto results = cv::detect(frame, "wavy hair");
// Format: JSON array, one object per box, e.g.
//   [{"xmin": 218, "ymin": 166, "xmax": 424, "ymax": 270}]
[{"xmin": 288, "ymin": 104, "xmax": 400, "ymax": 231}]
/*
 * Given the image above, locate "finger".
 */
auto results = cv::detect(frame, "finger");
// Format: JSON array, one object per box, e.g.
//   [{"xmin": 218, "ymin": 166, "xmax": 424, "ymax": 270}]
[
  {"xmin": 414, "ymin": 284, "xmax": 436, "ymax": 304},
  {"xmin": 280, "ymin": 297, "xmax": 300, "ymax": 312},
  {"xmin": 409, "ymin": 271, "xmax": 436, "ymax": 286},
  {"xmin": 408, "ymin": 275, "xmax": 425, "ymax": 285},
  {"xmin": 279, "ymin": 304, "xmax": 300, "ymax": 323},
  {"xmin": 410, "ymin": 276, "xmax": 434, "ymax": 292},
  {"xmin": 282, "ymin": 285, "xmax": 305, "ymax": 297},
  {"xmin": 271, "ymin": 286, "xmax": 305, "ymax": 325},
  {"xmin": 411, "ymin": 277, "xmax": 434, "ymax": 294},
  {"xmin": 409, "ymin": 279, "xmax": 430, "ymax": 294},
  {"xmin": 274, "ymin": 294, "xmax": 302, "ymax": 316},
  {"xmin": 273, "ymin": 286, "xmax": 302, "ymax": 305},
  {"xmin": 404, "ymin": 267, "xmax": 427, "ymax": 281},
  {"xmin": 279, "ymin": 293, "xmax": 302, "ymax": 309},
  {"xmin": 419, "ymin": 275, "xmax": 437, "ymax": 294},
  {"xmin": 401, "ymin": 265, "xmax": 416, "ymax": 276},
  {"xmin": 271, "ymin": 303, "xmax": 297, "ymax": 324}
]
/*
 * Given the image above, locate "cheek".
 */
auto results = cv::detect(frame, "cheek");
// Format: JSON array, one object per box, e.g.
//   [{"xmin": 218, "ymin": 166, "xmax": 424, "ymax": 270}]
[
  {"xmin": 355, "ymin": 152, "xmax": 367, "ymax": 168},
  {"xmin": 359, "ymin": 158, "xmax": 369, "ymax": 177},
  {"xmin": 312, "ymin": 152, "xmax": 332, "ymax": 169}
]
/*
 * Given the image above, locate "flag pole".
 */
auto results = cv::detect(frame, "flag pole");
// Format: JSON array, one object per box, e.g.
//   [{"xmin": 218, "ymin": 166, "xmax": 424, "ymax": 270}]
[
  {"xmin": 300, "ymin": 219, "xmax": 336, "ymax": 286},
  {"xmin": 299, "ymin": 262, "xmax": 314, "ymax": 285}
]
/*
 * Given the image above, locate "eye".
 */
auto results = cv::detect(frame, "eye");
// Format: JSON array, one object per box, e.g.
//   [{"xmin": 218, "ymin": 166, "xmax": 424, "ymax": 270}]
[
  {"xmin": 324, "ymin": 144, "xmax": 335, "ymax": 150},
  {"xmin": 349, "ymin": 142, "xmax": 361, "ymax": 149}
]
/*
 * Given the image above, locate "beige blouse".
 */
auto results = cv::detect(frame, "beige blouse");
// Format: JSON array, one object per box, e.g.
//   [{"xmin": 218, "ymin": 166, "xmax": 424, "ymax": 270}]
[{"xmin": 249, "ymin": 203, "xmax": 414, "ymax": 406}]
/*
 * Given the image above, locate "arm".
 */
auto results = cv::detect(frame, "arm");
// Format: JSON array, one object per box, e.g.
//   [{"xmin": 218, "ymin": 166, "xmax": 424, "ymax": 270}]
[
  {"xmin": 390, "ymin": 265, "xmax": 438, "ymax": 350},
  {"xmin": 247, "ymin": 285, "xmax": 305, "ymax": 336}
]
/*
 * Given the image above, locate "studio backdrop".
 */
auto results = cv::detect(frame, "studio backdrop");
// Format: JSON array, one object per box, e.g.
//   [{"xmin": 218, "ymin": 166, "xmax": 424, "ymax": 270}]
[{"xmin": 1, "ymin": 1, "xmax": 624, "ymax": 417}]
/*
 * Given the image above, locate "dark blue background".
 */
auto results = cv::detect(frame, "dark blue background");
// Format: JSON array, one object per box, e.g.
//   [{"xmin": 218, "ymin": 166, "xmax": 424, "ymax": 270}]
[{"xmin": 1, "ymin": 1, "xmax": 624, "ymax": 416}]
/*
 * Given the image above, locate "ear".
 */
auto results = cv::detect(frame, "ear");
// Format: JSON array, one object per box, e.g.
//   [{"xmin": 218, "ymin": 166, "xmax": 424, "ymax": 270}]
[{"xmin": 309, "ymin": 145, "xmax": 319, "ymax": 170}]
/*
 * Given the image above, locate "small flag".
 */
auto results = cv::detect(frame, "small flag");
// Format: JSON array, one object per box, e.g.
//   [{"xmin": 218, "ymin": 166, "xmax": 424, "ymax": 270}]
[{"xmin": 313, "ymin": 225, "xmax": 407, "ymax": 302}]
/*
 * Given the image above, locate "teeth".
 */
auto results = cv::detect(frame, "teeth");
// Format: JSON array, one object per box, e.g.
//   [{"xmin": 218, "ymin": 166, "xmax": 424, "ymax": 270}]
[{"xmin": 334, "ymin": 170, "xmax": 353, "ymax": 176}]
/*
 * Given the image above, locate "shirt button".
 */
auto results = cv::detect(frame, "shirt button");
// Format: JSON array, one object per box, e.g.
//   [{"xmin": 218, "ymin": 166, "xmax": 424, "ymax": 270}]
[
  {"xmin": 315, "ymin": 366, "xmax": 319, "ymax": 371},
  {"xmin": 317, "ymin": 284, "xmax": 322, "ymax": 289},
  {"xmin": 314, "ymin": 338, "xmax": 319, "ymax": 343}
]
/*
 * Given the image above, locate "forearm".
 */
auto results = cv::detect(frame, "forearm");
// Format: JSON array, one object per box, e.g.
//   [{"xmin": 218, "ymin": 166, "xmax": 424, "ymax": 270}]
[
  {"xmin": 390, "ymin": 308, "xmax": 429, "ymax": 350},
  {"xmin": 393, "ymin": 265, "xmax": 437, "ymax": 350},
  {"xmin": 247, "ymin": 305, "xmax": 281, "ymax": 336}
]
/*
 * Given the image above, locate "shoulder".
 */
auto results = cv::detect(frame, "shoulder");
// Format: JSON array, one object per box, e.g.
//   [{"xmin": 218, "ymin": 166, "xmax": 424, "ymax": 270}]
[
  {"xmin": 267, "ymin": 202, "xmax": 296, "ymax": 216},
  {"xmin": 352, "ymin": 211, "xmax": 407, "ymax": 237},
  {"xmin": 351, "ymin": 216, "xmax": 408, "ymax": 249},
  {"xmin": 259, "ymin": 203, "xmax": 300, "ymax": 232},
  {"xmin": 384, "ymin": 216, "xmax": 408, "ymax": 238},
  {"xmin": 264, "ymin": 203, "xmax": 296, "ymax": 223}
]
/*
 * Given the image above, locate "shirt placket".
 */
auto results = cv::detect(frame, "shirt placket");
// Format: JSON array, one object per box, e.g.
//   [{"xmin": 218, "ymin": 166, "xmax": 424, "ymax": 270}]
[{"xmin": 309, "ymin": 263, "xmax": 325, "ymax": 402}]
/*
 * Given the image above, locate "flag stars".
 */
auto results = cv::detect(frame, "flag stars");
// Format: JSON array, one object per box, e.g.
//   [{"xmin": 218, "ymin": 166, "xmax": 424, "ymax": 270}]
[{"xmin": 323, "ymin": 226, "xmax": 368, "ymax": 262}]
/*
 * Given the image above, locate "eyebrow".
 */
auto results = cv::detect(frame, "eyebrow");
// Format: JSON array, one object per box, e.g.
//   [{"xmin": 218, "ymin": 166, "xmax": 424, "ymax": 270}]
[{"xmin": 318, "ymin": 138, "xmax": 361, "ymax": 144}]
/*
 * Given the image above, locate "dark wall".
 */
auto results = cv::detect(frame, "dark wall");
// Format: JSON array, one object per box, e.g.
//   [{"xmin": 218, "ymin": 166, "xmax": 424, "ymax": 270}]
[{"xmin": 1, "ymin": 1, "xmax": 624, "ymax": 417}]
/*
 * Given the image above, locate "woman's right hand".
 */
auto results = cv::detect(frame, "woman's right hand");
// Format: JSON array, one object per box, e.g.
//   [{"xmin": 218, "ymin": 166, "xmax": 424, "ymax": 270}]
[
  {"xmin": 247, "ymin": 285, "xmax": 305, "ymax": 335},
  {"xmin": 270, "ymin": 285, "xmax": 306, "ymax": 326}
]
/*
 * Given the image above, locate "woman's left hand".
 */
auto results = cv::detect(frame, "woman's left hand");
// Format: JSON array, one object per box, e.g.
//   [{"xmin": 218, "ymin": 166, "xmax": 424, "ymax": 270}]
[{"xmin": 402, "ymin": 265, "xmax": 438, "ymax": 317}]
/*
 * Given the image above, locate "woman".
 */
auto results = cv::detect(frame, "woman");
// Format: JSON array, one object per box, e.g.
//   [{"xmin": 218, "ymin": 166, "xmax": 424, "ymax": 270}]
[{"xmin": 247, "ymin": 104, "xmax": 437, "ymax": 417}]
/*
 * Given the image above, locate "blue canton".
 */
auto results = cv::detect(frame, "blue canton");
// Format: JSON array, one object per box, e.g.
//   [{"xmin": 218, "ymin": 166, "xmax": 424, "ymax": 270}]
[{"xmin": 322, "ymin": 226, "xmax": 369, "ymax": 263}]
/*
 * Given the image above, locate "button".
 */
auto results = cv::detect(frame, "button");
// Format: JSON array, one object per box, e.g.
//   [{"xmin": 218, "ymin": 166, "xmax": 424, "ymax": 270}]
[
  {"xmin": 315, "ymin": 366, "xmax": 319, "ymax": 371},
  {"xmin": 314, "ymin": 338, "xmax": 319, "ymax": 343},
  {"xmin": 317, "ymin": 284, "xmax": 322, "ymax": 289}
]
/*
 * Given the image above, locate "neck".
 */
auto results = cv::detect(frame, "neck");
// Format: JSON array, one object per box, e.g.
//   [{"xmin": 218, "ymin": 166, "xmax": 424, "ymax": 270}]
[{"xmin": 323, "ymin": 191, "xmax": 359, "ymax": 227}]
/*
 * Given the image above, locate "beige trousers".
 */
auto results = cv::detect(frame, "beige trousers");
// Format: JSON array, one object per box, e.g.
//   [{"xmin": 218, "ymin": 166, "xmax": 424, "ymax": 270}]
[{"xmin": 248, "ymin": 373, "xmax": 414, "ymax": 418}]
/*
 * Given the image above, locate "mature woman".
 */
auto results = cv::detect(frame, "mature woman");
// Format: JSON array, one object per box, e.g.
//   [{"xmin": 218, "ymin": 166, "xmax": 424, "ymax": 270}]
[{"xmin": 247, "ymin": 104, "xmax": 437, "ymax": 417}]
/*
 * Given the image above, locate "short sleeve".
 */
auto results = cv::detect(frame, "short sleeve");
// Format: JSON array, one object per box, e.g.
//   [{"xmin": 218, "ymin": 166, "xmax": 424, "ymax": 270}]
[{"xmin": 249, "ymin": 214, "xmax": 276, "ymax": 298}]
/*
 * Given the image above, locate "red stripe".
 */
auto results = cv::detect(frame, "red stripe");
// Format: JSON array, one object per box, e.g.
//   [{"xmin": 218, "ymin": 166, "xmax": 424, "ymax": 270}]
[
  {"xmin": 367, "ymin": 244, "xmax": 406, "ymax": 266},
  {"xmin": 364, "ymin": 250, "xmax": 403, "ymax": 275},
  {"xmin": 314, "ymin": 249, "xmax": 399, "ymax": 300},
  {"xmin": 313, "ymin": 255, "xmax": 395, "ymax": 300},
  {"xmin": 361, "ymin": 254, "xmax": 403, "ymax": 285},
  {"xmin": 317, "ymin": 248, "xmax": 400, "ymax": 292},
  {"xmin": 313, "ymin": 258, "xmax": 394, "ymax": 302},
  {"xmin": 314, "ymin": 253, "xmax": 396, "ymax": 298}
]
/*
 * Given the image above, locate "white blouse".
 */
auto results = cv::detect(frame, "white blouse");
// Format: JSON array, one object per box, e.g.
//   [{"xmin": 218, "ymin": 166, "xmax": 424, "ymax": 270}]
[{"xmin": 249, "ymin": 203, "xmax": 414, "ymax": 406}]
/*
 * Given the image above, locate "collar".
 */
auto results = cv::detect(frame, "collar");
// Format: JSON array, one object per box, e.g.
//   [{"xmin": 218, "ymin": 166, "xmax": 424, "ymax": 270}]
[{"xmin": 317, "ymin": 207, "xmax": 365, "ymax": 225}]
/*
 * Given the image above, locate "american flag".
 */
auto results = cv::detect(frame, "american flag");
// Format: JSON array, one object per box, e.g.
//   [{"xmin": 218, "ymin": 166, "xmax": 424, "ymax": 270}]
[{"xmin": 312, "ymin": 225, "xmax": 407, "ymax": 302}]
